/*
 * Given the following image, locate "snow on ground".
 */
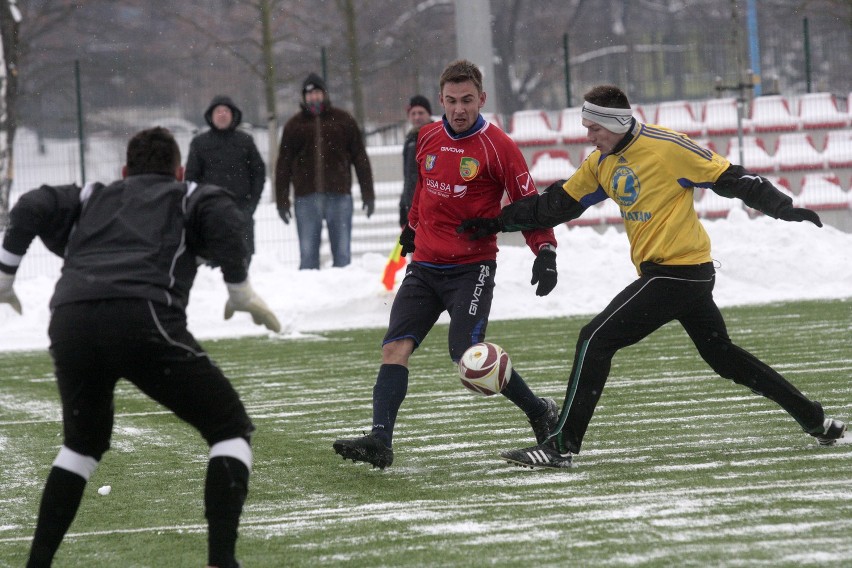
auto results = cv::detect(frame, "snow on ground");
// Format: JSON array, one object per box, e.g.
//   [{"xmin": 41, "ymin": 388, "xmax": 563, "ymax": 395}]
[{"xmin": 2, "ymin": 206, "xmax": 850, "ymax": 353}]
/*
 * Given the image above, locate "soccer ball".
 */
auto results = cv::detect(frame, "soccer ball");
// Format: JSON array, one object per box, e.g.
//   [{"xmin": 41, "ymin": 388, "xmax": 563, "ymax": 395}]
[{"xmin": 458, "ymin": 342, "xmax": 512, "ymax": 396}]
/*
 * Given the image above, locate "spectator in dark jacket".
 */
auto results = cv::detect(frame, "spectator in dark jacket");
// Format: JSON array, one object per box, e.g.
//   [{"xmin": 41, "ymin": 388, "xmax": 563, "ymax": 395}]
[
  {"xmin": 399, "ymin": 95, "xmax": 434, "ymax": 228},
  {"xmin": 186, "ymin": 95, "xmax": 266, "ymax": 263},
  {"xmin": 275, "ymin": 73, "xmax": 375, "ymax": 269}
]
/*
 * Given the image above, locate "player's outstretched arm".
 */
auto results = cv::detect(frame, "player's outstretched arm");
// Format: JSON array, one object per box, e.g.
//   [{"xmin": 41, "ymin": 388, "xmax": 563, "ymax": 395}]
[
  {"xmin": 712, "ymin": 164, "xmax": 822, "ymax": 227},
  {"xmin": 457, "ymin": 181, "xmax": 585, "ymax": 240},
  {"xmin": 224, "ymin": 280, "xmax": 281, "ymax": 332}
]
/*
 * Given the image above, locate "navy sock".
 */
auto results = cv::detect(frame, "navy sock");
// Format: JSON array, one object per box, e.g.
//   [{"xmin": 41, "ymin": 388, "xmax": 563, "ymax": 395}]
[
  {"xmin": 371, "ymin": 364, "xmax": 409, "ymax": 447},
  {"xmin": 501, "ymin": 369, "xmax": 546, "ymax": 417},
  {"xmin": 27, "ymin": 467, "xmax": 87, "ymax": 568},
  {"xmin": 205, "ymin": 456, "xmax": 249, "ymax": 568}
]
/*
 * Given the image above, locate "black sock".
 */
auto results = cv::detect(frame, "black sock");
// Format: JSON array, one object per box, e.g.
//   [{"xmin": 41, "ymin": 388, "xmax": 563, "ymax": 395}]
[
  {"xmin": 205, "ymin": 456, "xmax": 249, "ymax": 568},
  {"xmin": 371, "ymin": 364, "xmax": 409, "ymax": 447},
  {"xmin": 27, "ymin": 467, "xmax": 87, "ymax": 568},
  {"xmin": 501, "ymin": 369, "xmax": 546, "ymax": 417}
]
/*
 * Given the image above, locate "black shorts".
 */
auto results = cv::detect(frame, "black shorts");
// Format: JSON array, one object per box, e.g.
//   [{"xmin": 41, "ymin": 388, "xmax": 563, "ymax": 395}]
[
  {"xmin": 48, "ymin": 299, "xmax": 254, "ymax": 459},
  {"xmin": 384, "ymin": 261, "xmax": 496, "ymax": 362}
]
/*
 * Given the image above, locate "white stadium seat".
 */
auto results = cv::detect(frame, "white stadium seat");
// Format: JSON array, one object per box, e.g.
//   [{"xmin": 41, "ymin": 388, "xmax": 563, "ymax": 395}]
[
  {"xmin": 750, "ymin": 95, "xmax": 800, "ymax": 133},
  {"xmin": 509, "ymin": 110, "xmax": 558, "ymax": 146},
  {"xmin": 653, "ymin": 100, "xmax": 705, "ymax": 137},
  {"xmin": 798, "ymin": 92, "xmax": 850, "ymax": 129}
]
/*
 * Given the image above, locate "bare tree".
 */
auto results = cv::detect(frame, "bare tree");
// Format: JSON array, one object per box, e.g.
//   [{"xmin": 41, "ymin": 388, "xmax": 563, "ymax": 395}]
[{"xmin": 0, "ymin": 0, "xmax": 20, "ymax": 227}]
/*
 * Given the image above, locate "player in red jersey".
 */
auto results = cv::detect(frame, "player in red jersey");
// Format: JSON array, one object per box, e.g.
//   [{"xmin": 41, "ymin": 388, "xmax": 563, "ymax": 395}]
[{"xmin": 333, "ymin": 60, "xmax": 559, "ymax": 469}]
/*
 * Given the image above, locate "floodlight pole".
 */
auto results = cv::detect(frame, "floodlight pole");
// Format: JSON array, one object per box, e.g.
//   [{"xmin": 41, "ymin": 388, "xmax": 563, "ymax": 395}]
[{"xmin": 714, "ymin": 74, "xmax": 754, "ymax": 167}]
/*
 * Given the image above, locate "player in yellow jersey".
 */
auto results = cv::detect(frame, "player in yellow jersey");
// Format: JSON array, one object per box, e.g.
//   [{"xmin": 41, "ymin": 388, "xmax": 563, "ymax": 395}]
[{"xmin": 458, "ymin": 84, "xmax": 846, "ymax": 469}]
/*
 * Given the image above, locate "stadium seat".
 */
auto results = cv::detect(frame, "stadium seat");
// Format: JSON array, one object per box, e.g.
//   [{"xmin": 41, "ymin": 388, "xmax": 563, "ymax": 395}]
[
  {"xmin": 557, "ymin": 107, "xmax": 587, "ymax": 144},
  {"xmin": 481, "ymin": 112, "xmax": 505, "ymax": 131},
  {"xmin": 750, "ymin": 95, "xmax": 801, "ymax": 132},
  {"xmin": 798, "ymin": 173, "xmax": 850, "ymax": 211},
  {"xmin": 694, "ymin": 187, "xmax": 743, "ymax": 219},
  {"xmin": 508, "ymin": 110, "xmax": 558, "ymax": 146},
  {"xmin": 773, "ymin": 133, "xmax": 826, "ymax": 172},
  {"xmin": 569, "ymin": 198, "xmax": 622, "ymax": 227},
  {"xmin": 653, "ymin": 100, "xmax": 705, "ymax": 137},
  {"xmin": 579, "ymin": 145, "xmax": 597, "ymax": 163},
  {"xmin": 703, "ymin": 97, "xmax": 752, "ymax": 136},
  {"xmin": 823, "ymin": 129, "xmax": 852, "ymax": 168},
  {"xmin": 798, "ymin": 92, "xmax": 851, "ymax": 129},
  {"xmin": 529, "ymin": 149, "xmax": 576, "ymax": 186},
  {"xmin": 725, "ymin": 136, "xmax": 776, "ymax": 173}
]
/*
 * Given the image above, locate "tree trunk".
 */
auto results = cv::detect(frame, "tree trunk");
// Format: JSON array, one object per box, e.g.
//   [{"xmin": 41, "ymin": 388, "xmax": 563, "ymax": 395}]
[
  {"xmin": 0, "ymin": 0, "xmax": 20, "ymax": 229},
  {"xmin": 259, "ymin": 0, "xmax": 278, "ymax": 195},
  {"xmin": 340, "ymin": 0, "xmax": 365, "ymax": 130}
]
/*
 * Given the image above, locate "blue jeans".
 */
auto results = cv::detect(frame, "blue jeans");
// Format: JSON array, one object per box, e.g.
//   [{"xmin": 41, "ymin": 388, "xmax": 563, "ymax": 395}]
[{"xmin": 294, "ymin": 193, "xmax": 353, "ymax": 269}]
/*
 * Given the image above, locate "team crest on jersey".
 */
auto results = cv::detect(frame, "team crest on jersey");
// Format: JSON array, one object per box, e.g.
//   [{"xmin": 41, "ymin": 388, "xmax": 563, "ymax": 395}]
[
  {"xmin": 425, "ymin": 154, "xmax": 437, "ymax": 171},
  {"xmin": 612, "ymin": 166, "xmax": 639, "ymax": 206},
  {"xmin": 459, "ymin": 157, "xmax": 480, "ymax": 181}
]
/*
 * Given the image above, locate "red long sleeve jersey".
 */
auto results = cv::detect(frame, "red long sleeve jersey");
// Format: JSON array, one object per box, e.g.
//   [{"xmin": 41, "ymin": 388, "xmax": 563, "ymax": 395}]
[{"xmin": 408, "ymin": 118, "xmax": 555, "ymax": 264}]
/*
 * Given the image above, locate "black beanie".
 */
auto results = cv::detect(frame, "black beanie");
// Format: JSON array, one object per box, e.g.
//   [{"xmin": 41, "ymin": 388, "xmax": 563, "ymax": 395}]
[
  {"xmin": 408, "ymin": 95, "xmax": 432, "ymax": 115},
  {"xmin": 303, "ymin": 73, "xmax": 327, "ymax": 96}
]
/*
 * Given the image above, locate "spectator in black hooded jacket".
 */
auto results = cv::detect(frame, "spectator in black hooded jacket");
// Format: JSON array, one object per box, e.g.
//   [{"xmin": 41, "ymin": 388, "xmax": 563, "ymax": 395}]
[{"xmin": 186, "ymin": 95, "xmax": 266, "ymax": 264}]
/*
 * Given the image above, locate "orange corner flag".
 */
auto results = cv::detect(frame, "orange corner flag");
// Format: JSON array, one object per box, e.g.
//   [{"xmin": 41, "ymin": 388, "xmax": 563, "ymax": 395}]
[{"xmin": 381, "ymin": 241, "xmax": 407, "ymax": 291}]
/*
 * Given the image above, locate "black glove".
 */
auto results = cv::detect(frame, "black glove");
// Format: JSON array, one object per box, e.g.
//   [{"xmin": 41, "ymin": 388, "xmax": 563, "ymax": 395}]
[
  {"xmin": 278, "ymin": 206, "xmax": 292, "ymax": 224},
  {"xmin": 399, "ymin": 224, "xmax": 416, "ymax": 255},
  {"xmin": 399, "ymin": 206, "xmax": 409, "ymax": 228},
  {"xmin": 363, "ymin": 200, "xmax": 375, "ymax": 218},
  {"xmin": 778, "ymin": 205, "xmax": 822, "ymax": 227},
  {"xmin": 531, "ymin": 247, "xmax": 557, "ymax": 296},
  {"xmin": 456, "ymin": 217, "xmax": 503, "ymax": 240}
]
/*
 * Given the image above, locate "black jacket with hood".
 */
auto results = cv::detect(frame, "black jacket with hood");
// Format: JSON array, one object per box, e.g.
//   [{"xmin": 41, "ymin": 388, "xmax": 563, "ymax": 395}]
[{"xmin": 185, "ymin": 95, "xmax": 266, "ymax": 213}]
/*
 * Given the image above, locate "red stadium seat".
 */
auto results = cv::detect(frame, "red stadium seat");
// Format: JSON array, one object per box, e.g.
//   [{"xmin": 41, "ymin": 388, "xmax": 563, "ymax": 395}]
[
  {"xmin": 703, "ymin": 97, "xmax": 752, "ymax": 136},
  {"xmin": 557, "ymin": 107, "xmax": 587, "ymax": 144},
  {"xmin": 653, "ymin": 100, "xmax": 705, "ymax": 137},
  {"xmin": 725, "ymin": 136, "xmax": 776, "ymax": 173},
  {"xmin": 750, "ymin": 95, "xmax": 801, "ymax": 133},
  {"xmin": 509, "ymin": 110, "xmax": 558, "ymax": 146},
  {"xmin": 529, "ymin": 149, "xmax": 576, "ymax": 186},
  {"xmin": 773, "ymin": 133, "xmax": 826, "ymax": 172},
  {"xmin": 481, "ymin": 112, "xmax": 504, "ymax": 131},
  {"xmin": 823, "ymin": 129, "xmax": 852, "ymax": 168},
  {"xmin": 798, "ymin": 173, "xmax": 850, "ymax": 211},
  {"xmin": 798, "ymin": 92, "xmax": 850, "ymax": 129}
]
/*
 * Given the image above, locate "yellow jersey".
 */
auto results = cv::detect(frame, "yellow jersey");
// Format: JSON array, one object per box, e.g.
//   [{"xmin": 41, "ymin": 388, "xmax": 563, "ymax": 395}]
[{"xmin": 564, "ymin": 122, "xmax": 730, "ymax": 273}]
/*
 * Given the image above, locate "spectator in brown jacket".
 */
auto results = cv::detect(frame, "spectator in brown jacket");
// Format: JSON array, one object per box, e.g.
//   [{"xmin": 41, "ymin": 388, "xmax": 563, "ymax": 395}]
[{"xmin": 275, "ymin": 73, "xmax": 375, "ymax": 269}]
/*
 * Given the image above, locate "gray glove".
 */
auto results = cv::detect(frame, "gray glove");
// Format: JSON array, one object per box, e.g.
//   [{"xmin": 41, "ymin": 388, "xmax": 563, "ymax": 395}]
[
  {"xmin": 0, "ymin": 272, "xmax": 22, "ymax": 314},
  {"xmin": 224, "ymin": 280, "xmax": 281, "ymax": 332},
  {"xmin": 363, "ymin": 200, "xmax": 375, "ymax": 218}
]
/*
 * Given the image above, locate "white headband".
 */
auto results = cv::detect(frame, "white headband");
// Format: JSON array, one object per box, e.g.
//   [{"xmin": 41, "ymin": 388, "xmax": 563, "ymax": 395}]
[{"xmin": 581, "ymin": 101, "xmax": 633, "ymax": 134}]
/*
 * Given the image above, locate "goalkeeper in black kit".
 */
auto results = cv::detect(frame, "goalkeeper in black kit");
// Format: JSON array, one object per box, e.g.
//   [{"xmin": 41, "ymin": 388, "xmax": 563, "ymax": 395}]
[
  {"xmin": 0, "ymin": 127, "xmax": 279, "ymax": 567},
  {"xmin": 458, "ymin": 84, "xmax": 846, "ymax": 469}
]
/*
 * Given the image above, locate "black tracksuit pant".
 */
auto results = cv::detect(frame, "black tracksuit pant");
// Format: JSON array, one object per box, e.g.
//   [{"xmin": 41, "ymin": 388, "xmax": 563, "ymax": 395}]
[{"xmin": 558, "ymin": 262, "xmax": 823, "ymax": 454}]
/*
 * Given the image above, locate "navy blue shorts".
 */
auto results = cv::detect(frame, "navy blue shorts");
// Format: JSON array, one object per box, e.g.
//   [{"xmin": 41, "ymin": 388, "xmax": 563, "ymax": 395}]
[{"xmin": 383, "ymin": 261, "xmax": 496, "ymax": 362}]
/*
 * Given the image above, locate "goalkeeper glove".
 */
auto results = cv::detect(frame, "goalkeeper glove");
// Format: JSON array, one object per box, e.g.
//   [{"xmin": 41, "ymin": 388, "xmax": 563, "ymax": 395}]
[
  {"xmin": 224, "ymin": 280, "xmax": 281, "ymax": 332},
  {"xmin": 0, "ymin": 272, "xmax": 22, "ymax": 314}
]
